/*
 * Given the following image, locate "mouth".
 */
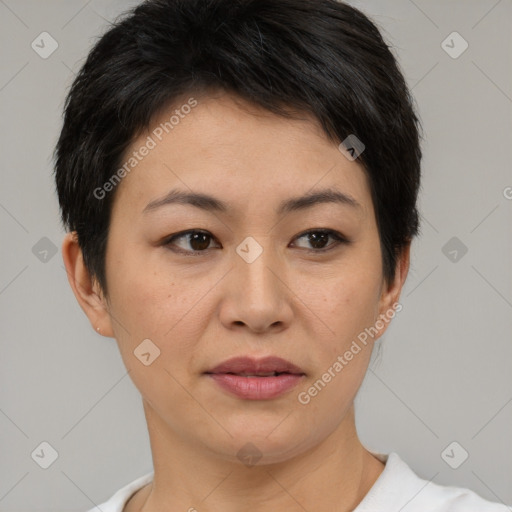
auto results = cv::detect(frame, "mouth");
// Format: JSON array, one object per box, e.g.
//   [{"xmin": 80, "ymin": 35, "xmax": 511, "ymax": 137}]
[
  {"xmin": 205, "ymin": 355, "xmax": 305, "ymax": 376},
  {"xmin": 204, "ymin": 356, "xmax": 306, "ymax": 400},
  {"xmin": 221, "ymin": 372, "xmax": 289, "ymax": 377}
]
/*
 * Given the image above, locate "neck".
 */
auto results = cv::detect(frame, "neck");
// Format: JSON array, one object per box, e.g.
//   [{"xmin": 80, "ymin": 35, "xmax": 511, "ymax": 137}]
[{"xmin": 128, "ymin": 401, "xmax": 385, "ymax": 512}]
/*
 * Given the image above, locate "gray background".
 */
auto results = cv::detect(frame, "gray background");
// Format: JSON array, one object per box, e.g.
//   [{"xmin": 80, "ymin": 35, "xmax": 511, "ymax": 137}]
[{"xmin": 0, "ymin": 0, "xmax": 511, "ymax": 510}]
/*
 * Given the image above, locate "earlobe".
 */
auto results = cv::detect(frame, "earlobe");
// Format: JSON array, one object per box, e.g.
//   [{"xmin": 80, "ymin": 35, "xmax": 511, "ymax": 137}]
[
  {"xmin": 61, "ymin": 232, "xmax": 114, "ymax": 337},
  {"xmin": 391, "ymin": 242, "xmax": 411, "ymax": 303},
  {"xmin": 375, "ymin": 242, "xmax": 411, "ymax": 337}
]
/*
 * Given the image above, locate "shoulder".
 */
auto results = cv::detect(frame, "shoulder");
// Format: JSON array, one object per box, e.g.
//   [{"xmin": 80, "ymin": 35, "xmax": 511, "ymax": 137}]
[
  {"xmin": 85, "ymin": 471, "xmax": 154, "ymax": 512},
  {"xmin": 356, "ymin": 452, "xmax": 510, "ymax": 512},
  {"xmin": 415, "ymin": 479, "xmax": 511, "ymax": 511}
]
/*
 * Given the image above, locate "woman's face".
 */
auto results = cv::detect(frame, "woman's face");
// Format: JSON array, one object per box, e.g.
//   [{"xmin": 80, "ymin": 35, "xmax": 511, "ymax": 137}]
[{"xmin": 93, "ymin": 91, "xmax": 407, "ymax": 463}]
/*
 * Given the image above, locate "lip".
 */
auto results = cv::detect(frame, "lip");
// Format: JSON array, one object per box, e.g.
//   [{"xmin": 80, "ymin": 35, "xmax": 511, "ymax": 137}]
[
  {"xmin": 205, "ymin": 356, "xmax": 306, "ymax": 400},
  {"xmin": 207, "ymin": 356, "xmax": 305, "ymax": 375}
]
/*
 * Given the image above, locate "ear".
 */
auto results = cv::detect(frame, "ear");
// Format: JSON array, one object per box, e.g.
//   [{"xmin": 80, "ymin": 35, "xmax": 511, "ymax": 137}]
[
  {"xmin": 61, "ymin": 231, "xmax": 114, "ymax": 337},
  {"xmin": 374, "ymin": 242, "xmax": 411, "ymax": 340}
]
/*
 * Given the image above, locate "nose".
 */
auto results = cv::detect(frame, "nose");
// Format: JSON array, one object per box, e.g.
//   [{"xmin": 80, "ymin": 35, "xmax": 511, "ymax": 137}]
[{"xmin": 218, "ymin": 240, "xmax": 293, "ymax": 334}]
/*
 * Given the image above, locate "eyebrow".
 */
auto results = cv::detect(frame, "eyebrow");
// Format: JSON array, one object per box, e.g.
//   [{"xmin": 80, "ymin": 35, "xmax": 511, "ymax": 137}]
[{"xmin": 143, "ymin": 187, "xmax": 361, "ymax": 216}]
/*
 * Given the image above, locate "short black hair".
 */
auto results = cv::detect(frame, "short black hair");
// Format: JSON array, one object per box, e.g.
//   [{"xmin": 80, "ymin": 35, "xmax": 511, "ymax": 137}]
[{"xmin": 54, "ymin": 0, "xmax": 423, "ymax": 296}]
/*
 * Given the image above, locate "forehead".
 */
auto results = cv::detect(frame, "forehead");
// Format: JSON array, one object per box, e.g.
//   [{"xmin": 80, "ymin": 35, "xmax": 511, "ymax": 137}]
[{"xmin": 111, "ymin": 91, "xmax": 373, "ymax": 221}]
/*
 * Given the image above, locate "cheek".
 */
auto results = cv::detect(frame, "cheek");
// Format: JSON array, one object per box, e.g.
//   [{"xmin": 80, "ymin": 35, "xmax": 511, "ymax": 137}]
[
  {"xmin": 104, "ymin": 259, "xmax": 199, "ymax": 400},
  {"xmin": 105, "ymin": 243, "xmax": 179, "ymax": 328},
  {"xmin": 105, "ymin": 247, "xmax": 215, "ymax": 372},
  {"xmin": 296, "ymin": 272, "xmax": 380, "ymax": 420},
  {"xmin": 304, "ymin": 263, "xmax": 382, "ymax": 344}
]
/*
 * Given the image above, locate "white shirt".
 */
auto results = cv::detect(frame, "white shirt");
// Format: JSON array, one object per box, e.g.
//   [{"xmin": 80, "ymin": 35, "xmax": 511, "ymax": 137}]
[{"xmin": 86, "ymin": 452, "xmax": 510, "ymax": 511}]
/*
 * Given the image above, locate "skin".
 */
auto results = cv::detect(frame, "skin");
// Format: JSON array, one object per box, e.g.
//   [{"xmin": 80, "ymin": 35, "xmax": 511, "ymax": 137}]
[{"xmin": 62, "ymin": 90, "xmax": 410, "ymax": 512}]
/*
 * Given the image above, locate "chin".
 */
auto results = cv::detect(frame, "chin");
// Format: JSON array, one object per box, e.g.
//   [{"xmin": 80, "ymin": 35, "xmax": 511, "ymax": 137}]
[{"xmin": 208, "ymin": 421, "xmax": 316, "ymax": 466}]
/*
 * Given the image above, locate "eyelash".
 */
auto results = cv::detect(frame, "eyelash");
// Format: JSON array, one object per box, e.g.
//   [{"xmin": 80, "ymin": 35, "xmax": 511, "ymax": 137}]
[{"xmin": 162, "ymin": 229, "xmax": 350, "ymax": 256}]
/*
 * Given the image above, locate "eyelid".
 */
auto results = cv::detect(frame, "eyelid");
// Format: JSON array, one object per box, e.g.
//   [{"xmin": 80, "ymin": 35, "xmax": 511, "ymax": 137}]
[
  {"xmin": 292, "ymin": 228, "xmax": 350, "ymax": 251},
  {"xmin": 162, "ymin": 229, "xmax": 220, "ymax": 256},
  {"xmin": 163, "ymin": 228, "xmax": 350, "ymax": 255}
]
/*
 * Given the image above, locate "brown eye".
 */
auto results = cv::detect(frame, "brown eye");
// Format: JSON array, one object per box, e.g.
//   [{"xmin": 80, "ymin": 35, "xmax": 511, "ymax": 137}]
[
  {"xmin": 163, "ymin": 228, "xmax": 348, "ymax": 256},
  {"xmin": 293, "ymin": 229, "xmax": 348, "ymax": 252},
  {"xmin": 164, "ymin": 230, "xmax": 220, "ymax": 254}
]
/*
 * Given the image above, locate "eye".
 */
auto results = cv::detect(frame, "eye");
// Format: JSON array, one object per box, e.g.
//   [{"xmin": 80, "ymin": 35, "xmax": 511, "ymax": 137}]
[
  {"xmin": 292, "ymin": 229, "xmax": 349, "ymax": 252},
  {"xmin": 163, "ymin": 228, "xmax": 349, "ymax": 256},
  {"xmin": 163, "ymin": 230, "xmax": 220, "ymax": 255}
]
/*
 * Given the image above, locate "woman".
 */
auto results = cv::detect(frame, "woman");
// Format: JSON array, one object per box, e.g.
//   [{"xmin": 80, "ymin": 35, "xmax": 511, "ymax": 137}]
[{"xmin": 54, "ymin": 0, "xmax": 510, "ymax": 510}]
